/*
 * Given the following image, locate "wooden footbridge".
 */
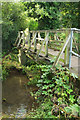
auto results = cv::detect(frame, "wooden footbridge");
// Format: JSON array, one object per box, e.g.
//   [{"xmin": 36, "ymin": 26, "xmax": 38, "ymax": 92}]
[{"xmin": 15, "ymin": 28, "xmax": 80, "ymax": 77}]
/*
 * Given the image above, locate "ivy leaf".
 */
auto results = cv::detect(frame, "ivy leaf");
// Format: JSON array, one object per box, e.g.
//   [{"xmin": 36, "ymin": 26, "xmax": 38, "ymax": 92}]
[
  {"xmin": 64, "ymin": 107, "xmax": 72, "ymax": 114},
  {"xmin": 71, "ymin": 73, "xmax": 78, "ymax": 79},
  {"xmin": 69, "ymin": 95, "xmax": 75, "ymax": 103},
  {"xmin": 48, "ymin": 89, "xmax": 52, "ymax": 93},
  {"xmin": 38, "ymin": 80, "xmax": 43, "ymax": 83},
  {"xmin": 37, "ymin": 84, "xmax": 42, "ymax": 87},
  {"xmin": 67, "ymin": 89, "xmax": 73, "ymax": 94},
  {"xmin": 70, "ymin": 104, "xmax": 80, "ymax": 116},
  {"xmin": 49, "ymin": 84, "xmax": 54, "ymax": 88},
  {"xmin": 48, "ymin": 111, "xmax": 51, "ymax": 115},
  {"xmin": 44, "ymin": 80, "xmax": 51, "ymax": 84},
  {"xmin": 42, "ymin": 85, "xmax": 49, "ymax": 90},
  {"xmin": 42, "ymin": 91, "xmax": 48, "ymax": 95}
]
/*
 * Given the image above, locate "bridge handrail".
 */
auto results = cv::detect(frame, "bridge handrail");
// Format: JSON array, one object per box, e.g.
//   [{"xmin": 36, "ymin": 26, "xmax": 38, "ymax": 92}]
[
  {"xmin": 52, "ymin": 32, "xmax": 71, "ymax": 67},
  {"xmin": 30, "ymin": 28, "xmax": 71, "ymax": 33},
  {"xmin": 69, "ymin": 28, "xmax": 80, "ymax": 68},
  {"xmin": 15, "ymin": 28, "xmax": 80, "ymax": 68}
]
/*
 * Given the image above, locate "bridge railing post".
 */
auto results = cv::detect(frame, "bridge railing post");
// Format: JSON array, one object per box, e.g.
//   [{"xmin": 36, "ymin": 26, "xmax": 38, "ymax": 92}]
[
  {"xmin": 28, "ymin": 32, "xmax": 31, "ymax": 50},
  {"xmin": 18, "ymin": 49, "xmax": 27, "ymax": 65},
  {"xmin": 17, "ymin": 31, "xmax": 24, "ymax": 48},
  {"xmin": 15, "ymin": 31, "xmax": 20, "ymax": 45},
  {"xmin": 69, "ymin": 29, "xmax": 73, "ymax": 68},
  {"xmin": 64, "ymin": 42, "xmax": 70, "ymax": 66},
  {"xmin": 45, "ymin": 31, "xmax": 49, "ymax": 57},
  {"xmin": 22, "ymin": 32, "xmax": 24, "ymax": 48},
  {"xmin": 38, "ymin": 32, "xmax": 41, "ymax": 40},
  {"xmin": 24, "ymin": 28, "xmax": 31, "ymax": 50},
  {"xmin": 18, "ymin": 49, "xmax": 21, "ymax": 64},
  {"xmin": 64, "ymin": 31, "xmax": 70, "ymax": 66},
  {"xmin": 33, "ymin": 32, "xmax": 37, "ymax": 52}
]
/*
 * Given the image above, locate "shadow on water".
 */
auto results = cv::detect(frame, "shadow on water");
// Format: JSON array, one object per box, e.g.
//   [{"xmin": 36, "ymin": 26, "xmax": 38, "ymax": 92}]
[{"xmin": 2, "ymin": 69, "xmax": 38, "ymax": 118}]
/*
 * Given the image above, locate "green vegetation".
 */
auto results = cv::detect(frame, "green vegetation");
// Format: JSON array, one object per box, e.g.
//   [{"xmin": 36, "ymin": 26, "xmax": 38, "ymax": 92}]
[
  {"xmin": 26, "ymin": 64, "xmax": 80, "ymax": 118},
  {"xmin": 2, "ymin": 50, "xmax": 80, "ymax": 118},
  {"xmin": 2, "ymin": 49, "xmax": 80, "ymax": 118},
  {"xmin": 1, "ymin": 1, "xmax": 80, "ymax": 119},
  {"xmin": 2, "ymin": 2, "xmax": 79, "ymax": 52}
]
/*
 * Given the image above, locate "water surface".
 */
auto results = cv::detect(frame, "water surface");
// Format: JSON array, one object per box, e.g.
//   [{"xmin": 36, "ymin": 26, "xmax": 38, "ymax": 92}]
[{"xmin": 2, "ymin": 69, "xmax": 37, "ymax": 118}]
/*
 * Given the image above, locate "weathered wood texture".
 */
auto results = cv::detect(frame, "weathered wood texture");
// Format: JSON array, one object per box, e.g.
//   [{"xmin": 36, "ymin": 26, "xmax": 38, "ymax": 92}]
[
  {"xmin": 18, "ymin": 49, "xmax": 27, "ymax": 65},
  {"xmin": 15, "ymin": 28, "xmax": 80, "ymax": 68},
  {"xmin": 53, "ymin": 32, "xmax": 71, "ymax": 67}
]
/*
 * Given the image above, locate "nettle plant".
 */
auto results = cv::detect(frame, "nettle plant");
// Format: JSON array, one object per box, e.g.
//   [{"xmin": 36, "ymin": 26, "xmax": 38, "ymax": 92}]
[{"xmin": 34, "ymin": 64, "xmax": 80, "ymax": 118}]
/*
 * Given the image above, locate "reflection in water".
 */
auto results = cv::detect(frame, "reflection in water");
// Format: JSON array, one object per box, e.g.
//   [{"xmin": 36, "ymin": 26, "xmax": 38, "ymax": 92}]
[
  {"xmin": 2, "ymin": 70, "xmax": 37, "ymax": 118},
  {"xmin": 19, "ymin": 78, "xmax": 22, "ymax": 86}
]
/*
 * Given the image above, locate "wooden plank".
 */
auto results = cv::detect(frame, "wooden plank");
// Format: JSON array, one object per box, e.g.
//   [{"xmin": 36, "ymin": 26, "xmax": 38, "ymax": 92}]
[
  {"xmin": 50, "ymin": 40, "xmax": 64, "ymax": 43},
  {"xmin": 48, "ymin": 46, "xmax": 61, "ymax": 51},
  {"xmin": 71, "ymin": 28, "xmax": 80, "ymax": 31},
  {"xmin": 73, "ymin": 42, "xmax": 78, "ymax": 46},
  {"xmin": 73, "ymin": 38, "xmax": 78, "ymax": 52},
  {"xmin": 17, "ymin": 33, "xmax": 24, "ymax": 48},
  {"xmin": 30, "ymin": 28, "xmax": 70, "ymax": 33},
  {"xmin": 69, "ymin": 30, "xmax": 73, "ymax": 68},
  {"xmin": 64, "ymin": 41, "xmax": 70, "ymax": 65},
  {"xmin": 25, "ymin": 44, "xmax": 65, "ymax": 64},
  {"xmin": 24, "ymin": 28, "xmax": 30, "ymax": 50},
  {"xmin": 52, "ymin": 32, "xmax": 71, "ymax": 67},
  {"xmin": 67, "ymin": 41, "xmax": 70, "ymax": 65},
  {"xmin": 45, "ymin": 32, "xmax": 49, "ymax": 57},
  {"xmin": 22, "ymin": 32, "xmax": 25, "ymax": 47},
  {"xmin": 28, "ymin": 32, "xmax": 31, "ymax": 50},
  {"xmin": 38, "ymin": 32, "xmax": 42, "ymax": 40},
  {"xmin": 15, "ymin": 31, "xmax": 20, "ymax": 45},
  {"xmin": 37, "ymin": 39, "xmax": 45, "ymax": 57},
  {"xmin": 49, "ymin": 43, "xmax": 62, "ymax": 47},
  {"xmin": 18, "ymin": 49, "xmax": 21, "ymax": 64},
  {"xmin": 39, "ymin": 50, "xmax": 64, "ymax": 63},
  {"xmin": 54, "ymin": 32, "xmax": 57, "ymax": 41},
  {"xmin": 36, "ymin": 38, "xmax": 44, "ymax": 41},
  {"xmin": 72, "ymin": 51, "xmax": 80, "ymax": 58},
  {"xmin": 31, "ymin": 32, "xmax": 35, "ymax": 45},
  {"xmin": 33, "ymin": 32, "xmax": 37, "ymax": 52},
  {"xmin": 37, "ymin": 32, "xmax": 49, "ymax": 57}
]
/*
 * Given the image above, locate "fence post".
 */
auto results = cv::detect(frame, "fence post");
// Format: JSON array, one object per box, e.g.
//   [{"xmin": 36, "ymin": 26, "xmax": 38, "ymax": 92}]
[
  {"xmin": 45, "ymin": 32, "xmax": 49, "ymax": 57},
  {"xmin": 69, "ymin": 29, "xmax": 73, "ymax": 68},
  {"xmin": 18, "ymin": 49, "xmax": 27, "ymax": 65},
  {"xmin": 64, "ymin": 43, "xmax": 70, "ymax": 66},
  {"xmin": 38, "ymin": 32, "xmax": 41, "ymax": 40},
  {"xmin": 17, "ymin": 31, "xmax": 24, "ymax": 48},
  {"xmin": 22, "ymin": 32, "xmax": 25, "ymax": 47},
  {"xmin": 64, "ymin": 47, "xmax": 67, "ymax": 65},
  {"xmin": 18, "ymin": 49, "xmax": 21, "ymax": 64},
  {"xmin": 54, "ymin": 32, "xmax": 57, "ymax": 41},
  {"xmin": 33, "ymin": 32, "xmax": 37, "ymax": 52},
  {"xmin": 24, "ymin": 28, "xmax": 30, "ymax": 50}
]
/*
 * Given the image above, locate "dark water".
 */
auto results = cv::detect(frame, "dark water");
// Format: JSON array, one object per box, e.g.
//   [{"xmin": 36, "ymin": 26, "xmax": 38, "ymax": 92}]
[{"xmin": 2, "ymin": 69, "xmax": 37, "ymax": 118}]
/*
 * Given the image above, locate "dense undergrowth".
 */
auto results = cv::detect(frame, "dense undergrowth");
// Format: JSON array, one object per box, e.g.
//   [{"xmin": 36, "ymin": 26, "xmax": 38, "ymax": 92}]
[
  {"xmin": 27, "ymin": 64, "xmax": 80, "ymax": 119},
  {"xmin": 2, "ymin": 50, "xmax": 80, "ymax": 119}
]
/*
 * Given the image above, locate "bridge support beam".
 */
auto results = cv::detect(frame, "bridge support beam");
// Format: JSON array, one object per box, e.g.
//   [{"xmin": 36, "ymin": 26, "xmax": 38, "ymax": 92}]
[{"xmin": 18, "ymin": 49, "xmax": 27, "ymax": 65}]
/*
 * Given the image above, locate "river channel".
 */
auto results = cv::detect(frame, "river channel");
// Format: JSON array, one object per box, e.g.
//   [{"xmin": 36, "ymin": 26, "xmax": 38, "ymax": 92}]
[{"xmin": 2, "ymin": 69, "xmax": 38, "ymax": 118}]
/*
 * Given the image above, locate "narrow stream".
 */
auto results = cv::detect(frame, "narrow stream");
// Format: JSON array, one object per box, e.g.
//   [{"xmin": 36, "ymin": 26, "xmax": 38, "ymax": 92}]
[{"xmin": 2, "ymin": 69, "xmax": 38, "ymax": 118}]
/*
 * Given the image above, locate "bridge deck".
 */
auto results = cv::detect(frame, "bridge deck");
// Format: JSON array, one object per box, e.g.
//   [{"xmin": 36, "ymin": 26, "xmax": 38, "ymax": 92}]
[
  {"xmin": 16, "ymin": 28, "xmax": 80, "ymax": 78},
  {"xmin": 24, "ymin": 44, "xmax": 80, "ymax": 78}
]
